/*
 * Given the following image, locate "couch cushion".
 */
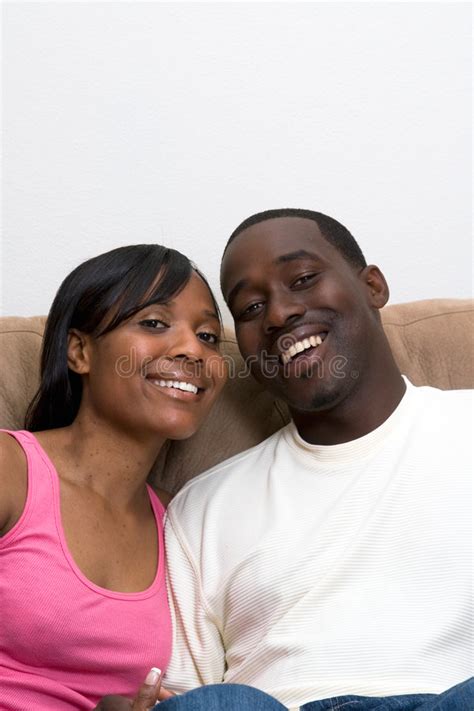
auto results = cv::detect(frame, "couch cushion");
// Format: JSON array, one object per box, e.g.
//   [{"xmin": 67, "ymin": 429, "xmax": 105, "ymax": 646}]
[
  {"xmin": 381, "ymin": 299, "xmax": 473, "ymax": 390},
  {"xmin": 154, "ymin": 298, "xmax": 474, "ymax": 491},
  {"xmin": 0, "ymin": 317, "xmax": 46, "ymax": 430},
  {"xmin": 0, "ymin": 299, "xmax": 472, "ymax": 493}
]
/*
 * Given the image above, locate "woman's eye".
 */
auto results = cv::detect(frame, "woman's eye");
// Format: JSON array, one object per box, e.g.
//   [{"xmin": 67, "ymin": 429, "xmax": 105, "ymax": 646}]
[
  {"xmin": 292, "ymin": 273, "xmax": 317, "ymax": 288},
  {"xmin": 198, "ymin": 332, "xmax": 220, "ymax": 346},
  {"xmin": 138, "ymin": 319, "xmax": 167, "ymax": 330}
]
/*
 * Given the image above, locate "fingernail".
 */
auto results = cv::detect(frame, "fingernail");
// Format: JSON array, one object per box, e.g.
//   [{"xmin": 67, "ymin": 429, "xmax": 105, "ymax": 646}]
[{"xmin": 145, "ymin": 667, "xmax": 161, "ymax": 685}]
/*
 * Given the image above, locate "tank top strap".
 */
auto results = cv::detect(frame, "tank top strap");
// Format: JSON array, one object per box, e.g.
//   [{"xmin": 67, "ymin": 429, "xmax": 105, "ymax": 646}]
[
  {"xmin": 0, "ymin": 429, "xmax": 58, "ymax": 545},
  {"xmin": 146, "ymin": 483, "xmax": 166, "ymax": 521},
  {"xmin": 0, "ymin": 428, "xmax": 38, "ymax": 448},
  {"xmin": 0, "ymin": 429, "xmax": 55, "ymax": 476}
]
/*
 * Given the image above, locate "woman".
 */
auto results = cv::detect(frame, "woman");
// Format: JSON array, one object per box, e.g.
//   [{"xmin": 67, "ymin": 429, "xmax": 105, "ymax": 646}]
[{"xmin": 0, "ymin": 244, "xmax": 227, "ymax": 710}]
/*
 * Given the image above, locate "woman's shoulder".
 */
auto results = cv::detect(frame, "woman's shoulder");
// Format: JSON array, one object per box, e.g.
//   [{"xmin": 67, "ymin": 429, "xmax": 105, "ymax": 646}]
[
  {"xmin": 0, "ymin": 431, "xmax": 28, "ymax": 536},
  {"xmin": 0, "ymin": 431, "xmax": 28, "ymax": 476}
]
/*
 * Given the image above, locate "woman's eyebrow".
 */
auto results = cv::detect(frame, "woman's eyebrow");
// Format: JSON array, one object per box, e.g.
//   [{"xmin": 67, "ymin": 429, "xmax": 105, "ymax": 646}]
[
  {"xmin": 142, "ymin": 301, "xmax": 218, "ymax": 321},
  {"xmin": 148, "ymin": 305, "xmax": 220, "ymax": 323},
  {"xmin": 202, "ymin": 310, "xmax": 220, "ymax": 322}
]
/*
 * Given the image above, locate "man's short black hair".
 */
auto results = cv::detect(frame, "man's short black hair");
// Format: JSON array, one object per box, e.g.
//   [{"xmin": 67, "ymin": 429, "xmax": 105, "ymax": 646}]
[{"xmin": 224, "ymin": 208, "xmax": 367, "ymax": 269}]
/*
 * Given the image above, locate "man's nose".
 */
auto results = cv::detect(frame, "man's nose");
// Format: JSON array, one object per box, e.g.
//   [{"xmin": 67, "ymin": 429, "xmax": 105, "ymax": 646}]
[{"xmin": 263, "ymin": 295, "xmax": 306, "ymax": 335}]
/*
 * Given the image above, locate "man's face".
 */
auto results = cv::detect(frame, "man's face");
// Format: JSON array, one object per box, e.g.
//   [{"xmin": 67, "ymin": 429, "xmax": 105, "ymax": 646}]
[{"xmin": 221, "ymin": 217, "xmax": 386, "ymax": 414}]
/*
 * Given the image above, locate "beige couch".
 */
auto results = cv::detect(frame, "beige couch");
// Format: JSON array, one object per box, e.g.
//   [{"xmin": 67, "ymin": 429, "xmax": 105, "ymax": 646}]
[{"xmin": 1, "ymin": 299, "xmax": 473, "ymax": 495}]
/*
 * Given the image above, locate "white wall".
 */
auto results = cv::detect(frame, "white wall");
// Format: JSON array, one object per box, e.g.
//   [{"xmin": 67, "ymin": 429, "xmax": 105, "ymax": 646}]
[{"xmin": 2, "ymin": 1, "xmax": 472, "ymax": 320}]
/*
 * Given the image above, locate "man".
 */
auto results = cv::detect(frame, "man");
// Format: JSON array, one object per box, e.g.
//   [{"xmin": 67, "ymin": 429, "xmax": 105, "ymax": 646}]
[{"xmin": 99, "ymin": 209, "xmax": 472, "ymax": 710}]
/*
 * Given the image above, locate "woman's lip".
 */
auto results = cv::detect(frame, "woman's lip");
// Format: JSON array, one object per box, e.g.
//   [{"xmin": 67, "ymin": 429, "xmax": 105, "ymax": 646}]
[
  {"xmin": 144, "ymin": 374, "xmax": 204, "ymax": 389},
  {"xmin": 146, "ymin": 379, "xmax": 203, "ymax": 400}
]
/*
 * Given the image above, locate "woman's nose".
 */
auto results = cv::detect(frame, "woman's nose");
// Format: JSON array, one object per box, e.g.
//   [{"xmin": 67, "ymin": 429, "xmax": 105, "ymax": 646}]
[{"xmin": 166, "ymin": 326, "xmax": 204, "ymax": 362}]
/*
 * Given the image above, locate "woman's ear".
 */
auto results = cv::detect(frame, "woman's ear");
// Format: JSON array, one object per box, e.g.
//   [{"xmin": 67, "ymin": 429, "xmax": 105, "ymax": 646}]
[
  {"xmin": 360, "ymin": 265, "xmax": 390, "ymax": 310},
  {"xmin": 67, "ymin": 329, "xmax": 91, "ymax": 374}
]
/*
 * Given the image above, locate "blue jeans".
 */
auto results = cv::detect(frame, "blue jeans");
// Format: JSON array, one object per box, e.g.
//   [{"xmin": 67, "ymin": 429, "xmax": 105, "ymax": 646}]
[{"xmin": 156, "ymin": 678, "xmax": 474, "ymax": 710}]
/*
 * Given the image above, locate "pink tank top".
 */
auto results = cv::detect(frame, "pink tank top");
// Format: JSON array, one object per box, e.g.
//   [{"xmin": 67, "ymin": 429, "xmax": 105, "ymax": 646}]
[{"xmin": 0, "ymin": 430, "xmax": 172, "ymax": 710}]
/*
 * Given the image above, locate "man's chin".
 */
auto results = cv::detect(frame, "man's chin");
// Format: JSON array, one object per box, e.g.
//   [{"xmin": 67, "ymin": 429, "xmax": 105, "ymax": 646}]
[{"xmin": 277, "ymin": 379, "xmax": 345, "ymax": 414}]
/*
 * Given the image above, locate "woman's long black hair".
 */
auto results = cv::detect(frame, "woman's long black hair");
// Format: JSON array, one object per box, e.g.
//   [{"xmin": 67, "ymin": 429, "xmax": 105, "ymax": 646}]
[{"xmin": 25, "ymin": 244, "xmax": 219, "ymax": 432}]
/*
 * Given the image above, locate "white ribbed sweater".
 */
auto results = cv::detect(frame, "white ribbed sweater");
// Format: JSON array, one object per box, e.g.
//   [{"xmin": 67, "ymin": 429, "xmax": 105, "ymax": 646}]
[{"xmin": 164, "ymin": 380, "xmax": 473, "ymax": 708}]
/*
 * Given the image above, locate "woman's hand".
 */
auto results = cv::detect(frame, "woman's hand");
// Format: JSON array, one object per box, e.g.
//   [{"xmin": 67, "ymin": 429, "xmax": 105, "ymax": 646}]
[{"xmin": 93, "ymin": 668, "xmax": 176, "ymax": 710}]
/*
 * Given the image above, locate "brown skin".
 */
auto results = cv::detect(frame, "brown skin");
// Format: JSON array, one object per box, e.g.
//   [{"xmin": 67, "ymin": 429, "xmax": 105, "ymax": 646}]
[
  {"xmin": 49, "ymin": 219, "xmax": 406, "ymax": 709},
  {"xmin": 91, "ymin": 217, "xmax": 408, "ymax": 708},
  {"xmin": 221, "ymin": 216, "xmax": 405, "ymax": 445},
  {"xmin": 0, "ymin": 273, "xmax": 227, "ymax": 598},
  {"xmin": 93, "ymin": 668, "xmax": 174, "ymax": 710}
]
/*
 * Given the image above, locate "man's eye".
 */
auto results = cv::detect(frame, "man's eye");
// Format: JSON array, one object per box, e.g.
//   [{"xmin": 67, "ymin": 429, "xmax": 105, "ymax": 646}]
[
  {"xmin": 239, "ymin": 302, "xmax": 264, "ymax": 319},
  {"xmin": 138, "ymin": 319, "xmax": 167, "ymax": 329},
  {"xmin": 198, "ymin": 332, "xmax": 220, "ymax": 346},
  {"xmin": 292, "ymin": 273, "xmax": 318, "ymax": 288}
]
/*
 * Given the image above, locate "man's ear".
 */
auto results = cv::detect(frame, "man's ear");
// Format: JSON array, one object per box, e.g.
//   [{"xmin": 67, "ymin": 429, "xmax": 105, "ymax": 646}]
[
  {"xmin": 360, "ymin": 265, "xmax": 389, "ymax": 310},
  {"xmin": 67, "ymin": 329, "xmax": 91, "ymax": 374}
]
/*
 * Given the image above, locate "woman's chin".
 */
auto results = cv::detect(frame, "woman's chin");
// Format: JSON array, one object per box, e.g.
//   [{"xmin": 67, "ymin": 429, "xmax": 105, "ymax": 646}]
[{"xmin": 157, "ymin": 417, "xmax": 206, "ymax": 442}]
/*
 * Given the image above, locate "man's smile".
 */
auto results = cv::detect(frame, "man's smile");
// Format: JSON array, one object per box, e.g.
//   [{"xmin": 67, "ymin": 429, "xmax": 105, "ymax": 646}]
[{"xmin": 278, "ymin": 329, "xmax": 329, "ymax": 365}]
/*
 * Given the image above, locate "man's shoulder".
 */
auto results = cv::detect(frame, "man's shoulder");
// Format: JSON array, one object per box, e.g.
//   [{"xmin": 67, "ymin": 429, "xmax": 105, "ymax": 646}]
[
  {"xmin": 409, "ymin": 383, "xmax": 473, "ymax": 436},
  {"xmin": 413, "ymin": 382, "xmax": 473, "ymax": 408},
  {"xmin": 168, "ymin": 425, "xmax": 288, "ymax": 513}
]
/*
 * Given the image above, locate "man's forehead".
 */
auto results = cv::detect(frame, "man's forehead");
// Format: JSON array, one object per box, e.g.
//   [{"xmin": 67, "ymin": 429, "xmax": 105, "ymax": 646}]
[
  {"xmin": 233, "ymin": 215, "xmax": 323, "ymax": 244},
  {"xmin": 221, "ymin": 217, "xmax": 329, "ymax": 279}
]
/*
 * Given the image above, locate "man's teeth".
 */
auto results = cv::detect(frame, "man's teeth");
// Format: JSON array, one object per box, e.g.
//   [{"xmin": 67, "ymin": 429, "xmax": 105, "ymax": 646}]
[
  {"xmin": 152, "ymin": 379, "xmax": 199, "ymax": 394},
  {"xmin": 281, "ymin": 335, "xmax": 323, "ymax": 365}
]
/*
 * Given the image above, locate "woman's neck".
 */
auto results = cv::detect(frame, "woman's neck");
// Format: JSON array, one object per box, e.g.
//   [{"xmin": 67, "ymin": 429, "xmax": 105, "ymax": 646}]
[{"xmin": 35, "ymin": 418, "xmax": 165, "ymax": 510}]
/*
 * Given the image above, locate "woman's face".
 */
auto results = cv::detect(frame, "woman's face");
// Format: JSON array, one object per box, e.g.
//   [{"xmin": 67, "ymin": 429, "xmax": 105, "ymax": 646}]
[{"xmin": 75, "ymin": 273, "xmax": 227, "ymax": 441}]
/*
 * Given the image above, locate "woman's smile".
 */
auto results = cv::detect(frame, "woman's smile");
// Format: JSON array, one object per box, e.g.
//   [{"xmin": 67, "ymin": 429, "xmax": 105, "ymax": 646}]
[{"xmin": 145, "ymin": 377, "xmax": 203, "ymax": 401}]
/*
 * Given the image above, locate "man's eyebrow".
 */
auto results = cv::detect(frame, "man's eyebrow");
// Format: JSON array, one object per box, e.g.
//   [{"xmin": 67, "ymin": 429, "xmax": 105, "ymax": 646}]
[
  {"xmin": 225, "ymin": 251, "xmax": 322, "ymax": 308},
  {"xmin": 226, "ymin": 279, "xmax": 248, "ymax": 310},
  {"xmin": 275, "ymin": 249, "xmax": 322, "ymax": 265}
]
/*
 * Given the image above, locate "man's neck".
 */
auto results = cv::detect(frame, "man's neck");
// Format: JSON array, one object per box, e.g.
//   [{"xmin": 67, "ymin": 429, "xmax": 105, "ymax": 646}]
[{"xmin": 291, "ymin": 367, "xmax": 407, "ymax": 446}]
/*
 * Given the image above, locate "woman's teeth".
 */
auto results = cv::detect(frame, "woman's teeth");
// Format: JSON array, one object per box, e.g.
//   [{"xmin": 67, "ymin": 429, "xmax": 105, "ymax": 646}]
[
  {"xmin": 151, "ymin": 379, "xmax": 199, "ymax": 394},
  {"xmin": 281, "ymin": 335, "xmax": 323, "ymax": 365}
]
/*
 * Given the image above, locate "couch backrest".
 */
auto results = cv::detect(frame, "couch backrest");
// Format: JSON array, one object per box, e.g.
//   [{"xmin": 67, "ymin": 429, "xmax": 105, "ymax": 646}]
[{"xmin": 1, "ymin": 299, "xmax": 472, "ymax": 493}]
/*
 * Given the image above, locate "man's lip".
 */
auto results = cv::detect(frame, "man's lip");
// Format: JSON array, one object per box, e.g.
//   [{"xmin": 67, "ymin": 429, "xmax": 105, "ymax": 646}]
[
  {"xmin": 271, "ymin": 326, "xmax": 330, "ymax": 358},
  {"xmin": 282, "ymin": 333, "xmax": 329, "ymax": 369}
]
